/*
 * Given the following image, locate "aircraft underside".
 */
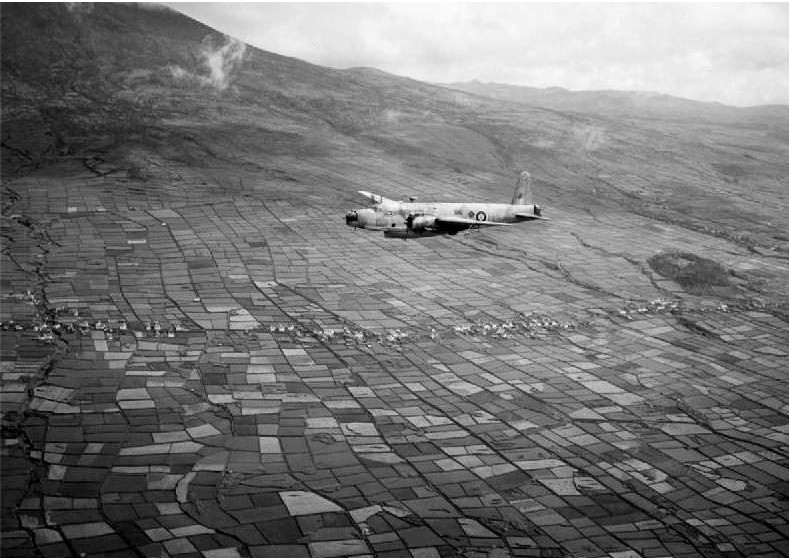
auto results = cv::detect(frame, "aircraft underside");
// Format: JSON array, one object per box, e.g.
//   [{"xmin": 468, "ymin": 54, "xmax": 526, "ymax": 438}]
[{"xmin": 383, "ymin": 227, "xmax": 455, "ymax": 239}]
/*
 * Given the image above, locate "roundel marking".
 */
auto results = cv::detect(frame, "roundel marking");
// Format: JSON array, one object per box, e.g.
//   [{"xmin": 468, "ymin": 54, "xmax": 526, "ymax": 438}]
[{"xmin": 475, "ymin": 211, "xmax": 487, "ymax": 221}]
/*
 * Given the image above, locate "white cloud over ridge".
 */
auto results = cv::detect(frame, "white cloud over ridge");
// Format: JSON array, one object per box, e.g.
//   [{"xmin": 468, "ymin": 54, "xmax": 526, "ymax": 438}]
[
  {"xmin": 200, "ymin": 35, "xmax": 247, "ymax": 90},
  {"xmin": 169, "ymin": 2, "xmax": 788, "ymax": 107},
  {"xmin": 169, "ymin": 34, "xmax": 247, "ymax": 91}
]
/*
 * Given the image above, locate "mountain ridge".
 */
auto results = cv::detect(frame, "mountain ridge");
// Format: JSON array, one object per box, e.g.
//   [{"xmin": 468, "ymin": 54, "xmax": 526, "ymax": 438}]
[{"xmin": 443, "ymin": 80, "xmax": 789, "ymax": 122}]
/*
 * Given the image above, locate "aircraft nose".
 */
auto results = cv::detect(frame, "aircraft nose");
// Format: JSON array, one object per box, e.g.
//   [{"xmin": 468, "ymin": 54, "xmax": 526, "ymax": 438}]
[{"xmin": 345, "ymin": 210, "xmax": 359, "ymax": 227}]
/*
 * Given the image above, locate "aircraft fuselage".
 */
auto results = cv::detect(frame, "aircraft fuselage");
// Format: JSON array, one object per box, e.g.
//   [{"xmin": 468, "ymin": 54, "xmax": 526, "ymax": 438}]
[
  {"xmin": 347, "ymin": 202, "xmax": 540, "ymax": 237},
  {"xmin": 344, "ymin": 171, "xmax": 546, "ymax": 238}
]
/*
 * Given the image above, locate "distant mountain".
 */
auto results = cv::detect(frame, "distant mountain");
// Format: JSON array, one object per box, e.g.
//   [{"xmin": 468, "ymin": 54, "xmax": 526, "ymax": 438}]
[{"xmin": 444, "ymin": 80, "xmax": 788, "ymax": 124}]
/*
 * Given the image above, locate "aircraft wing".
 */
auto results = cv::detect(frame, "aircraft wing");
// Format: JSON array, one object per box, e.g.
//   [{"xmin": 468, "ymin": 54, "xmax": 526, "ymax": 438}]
[
  {"xmin": 358, "ymin": 191, "xmax": 385, "ymax": 205},
  {"xmin": 514, "ymin": 213, "xmax": 550, "ymax": 221},
  {"xmin": 435, "ymin": 216, "xmax": 513, "ymax": 228},
  {"xmin": 358, "ymin": 191, "xmax": 401, "ymax": 211}
]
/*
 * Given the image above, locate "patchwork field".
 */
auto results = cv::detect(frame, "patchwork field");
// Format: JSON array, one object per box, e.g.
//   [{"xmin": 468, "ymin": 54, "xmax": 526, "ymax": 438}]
[{"xmin": 1, "ymin": 4, "xmax": 787, "ymax": 558}]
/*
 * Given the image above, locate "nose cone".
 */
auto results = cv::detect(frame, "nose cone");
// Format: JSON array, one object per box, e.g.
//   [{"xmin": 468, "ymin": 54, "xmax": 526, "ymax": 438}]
[
  {"xmin": 345, "ymin": 210, "xmax": 360, "ymax": 228},
  {"xmin": 346, "ymin": 208, "xmax": 375, "ymax": 229}
]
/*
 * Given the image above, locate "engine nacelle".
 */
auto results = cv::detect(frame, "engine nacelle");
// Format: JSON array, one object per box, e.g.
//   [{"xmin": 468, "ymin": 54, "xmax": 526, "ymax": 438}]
[{"xmin": 407, "ymin": 214, "xmax": 436, "ymax": 232}]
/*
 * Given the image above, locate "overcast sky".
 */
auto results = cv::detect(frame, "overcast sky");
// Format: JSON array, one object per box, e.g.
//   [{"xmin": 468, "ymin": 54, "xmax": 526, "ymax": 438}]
[{"xmin": 167, "ymin": 2, "xmax": 788, "ymax": 107}]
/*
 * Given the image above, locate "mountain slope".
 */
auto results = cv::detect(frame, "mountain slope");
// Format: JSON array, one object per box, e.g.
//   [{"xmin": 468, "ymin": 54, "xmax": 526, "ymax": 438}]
[{"xmin": 1, "ymin": 3, "xmax": 787, "ymax": 254}]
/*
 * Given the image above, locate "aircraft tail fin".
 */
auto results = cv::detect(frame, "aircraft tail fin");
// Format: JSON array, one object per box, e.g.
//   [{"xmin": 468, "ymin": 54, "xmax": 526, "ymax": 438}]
[{"xmin": 511, "ymin": 171, "xmax": 533, "ymax": 206}]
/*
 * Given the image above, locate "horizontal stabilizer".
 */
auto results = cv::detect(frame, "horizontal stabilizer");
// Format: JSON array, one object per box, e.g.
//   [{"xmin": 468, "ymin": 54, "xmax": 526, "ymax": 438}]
[{"xmin": 515, "ymin": 213, "xmax": 550, "ymax": 221}]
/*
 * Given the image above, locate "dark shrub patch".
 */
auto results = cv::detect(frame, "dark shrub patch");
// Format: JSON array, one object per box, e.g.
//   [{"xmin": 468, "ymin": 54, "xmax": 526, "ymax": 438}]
[{"xmin": 647, "ymin": 251, "xmax": 731, "ymax": 294}]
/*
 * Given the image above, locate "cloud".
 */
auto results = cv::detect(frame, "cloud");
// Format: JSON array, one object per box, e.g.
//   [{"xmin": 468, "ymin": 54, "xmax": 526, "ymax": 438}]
[
  {"xmin": 199, "ymin": 35, "xmax": 246, "ymax": 90},
  {"xmin": 169, "ymin": 34, "xmax": 247, "ymax": 91},
  {"xmin": 167, "ymin": 2, "xmax": 788, "ymax": 106}
]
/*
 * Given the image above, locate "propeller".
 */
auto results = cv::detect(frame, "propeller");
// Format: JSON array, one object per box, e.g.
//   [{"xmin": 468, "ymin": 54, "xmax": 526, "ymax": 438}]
[{"xmin": 345, "ymin": 210, "xmax": 359, "ymax": 230}]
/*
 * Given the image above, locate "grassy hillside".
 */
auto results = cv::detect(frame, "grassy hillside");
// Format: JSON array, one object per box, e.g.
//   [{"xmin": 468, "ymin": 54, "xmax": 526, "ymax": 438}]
[{"xmin": 2, "ymin": 3, "xmax": 787, "ymax": 265}]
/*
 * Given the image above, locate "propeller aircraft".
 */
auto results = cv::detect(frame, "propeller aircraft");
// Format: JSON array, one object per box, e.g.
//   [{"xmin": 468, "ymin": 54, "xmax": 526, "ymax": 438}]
[{"xmin": 344, "ymin": 171, "xmax": 547, "ymax": 238}]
